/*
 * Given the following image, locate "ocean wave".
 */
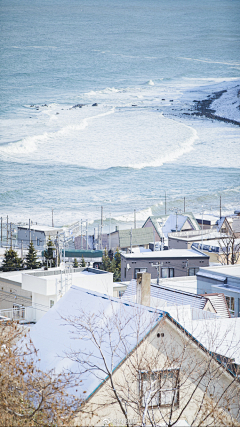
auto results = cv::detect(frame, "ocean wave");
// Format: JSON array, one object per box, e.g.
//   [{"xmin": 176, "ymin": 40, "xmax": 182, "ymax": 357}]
[
  {"xmin": 0, "ymin": 108, "xmax": 115, "ymax": 157},
  {"xmin": 127, "ymin": 120, "xmax": 198, "ymax": 169}
]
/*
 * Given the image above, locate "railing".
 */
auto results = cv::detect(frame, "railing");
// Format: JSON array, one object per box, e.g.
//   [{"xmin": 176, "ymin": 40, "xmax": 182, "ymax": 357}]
[{"xmin": 0, "ymin": 306, "xmax": 36, "ymax": 322}]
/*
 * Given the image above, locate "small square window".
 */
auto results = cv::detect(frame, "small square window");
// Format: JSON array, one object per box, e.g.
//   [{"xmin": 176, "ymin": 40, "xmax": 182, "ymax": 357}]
[{"xmin": 140, "ymin": 369, "xmax": 179, "ymax": 408}]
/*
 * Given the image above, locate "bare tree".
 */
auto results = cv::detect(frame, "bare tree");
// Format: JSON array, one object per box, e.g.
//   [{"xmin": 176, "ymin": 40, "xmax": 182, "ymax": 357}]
[
  {"xmin": 64, "ymin": 303, "xmax": 240, "ymax": 427},
  {"xmin": 0, "ymin": 320, "xmax": 80, "ymax": 426},
  {"xmin": 218, "ymin": 235, "xmax": 240, "ymax": 265}
]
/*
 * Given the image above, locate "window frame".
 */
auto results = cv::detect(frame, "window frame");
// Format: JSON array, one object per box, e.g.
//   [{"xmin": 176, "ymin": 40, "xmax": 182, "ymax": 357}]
[
  {"xmin": 226, "ymin": 296, "xmax": 235, "ymax": 315},
  {"xmin": 140, "ymin": 369, "xmax": 180, "ymax": 408},
  {"xmin": 134, "ymin": 267, "xmax": 147, "ymax": 279}
]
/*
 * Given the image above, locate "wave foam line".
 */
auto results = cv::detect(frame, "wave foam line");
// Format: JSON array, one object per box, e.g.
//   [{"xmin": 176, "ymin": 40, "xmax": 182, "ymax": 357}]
[
  {"xmin": 179, "ymin": 57, "xmax": 240, "ymax": 67},
  {"xmin": 127, "ymin": 119, "xmax": 198, "ymax": 170},
  {"xmin": 0, "ymin": 108, "xmax": 115, "ymax": 156}
]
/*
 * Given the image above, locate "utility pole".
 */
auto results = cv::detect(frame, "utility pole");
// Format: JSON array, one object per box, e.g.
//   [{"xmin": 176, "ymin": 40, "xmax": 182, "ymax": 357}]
[
  {"xmin": 130, "ymin": 228, "xmax": 132, "ymax": 253},
  {"xmin": 134, "ymin": 209, "xmax": 136, "ymax": 229},
  {"xmin": 109, "ymin": 213, "xmax": 111, "ymax": 251},
  {"xmin": 10, "ymin": 223, "xmax": 12, "ymax": 248},
  {"xmin": 165, "ymin": 192, "xmax": 167, "ymax": 215},
  {"xmin": 81, "ymin": 219, "xmax": 83, "ymax": 249},
  {"xmin": 170, "ymin": 207, "xmax": 182, "ymax": 232},
  {"xmin": 98, "ymin": 224, "xmax": 100, "ymax": 250},
  {"xmin": 100, "ymin": 206, "xmax": 103, "ymax": 249},
  {"xmin": 6, "ymin": 215, "xmax": 8, "ymax": 245},
  {"xmin": 152, "ymin": 262, "xmax": 163, "ymax": 285},
  {"xmin": 29, "ymin": 218, "xmax": 31, "ymax": 244}
]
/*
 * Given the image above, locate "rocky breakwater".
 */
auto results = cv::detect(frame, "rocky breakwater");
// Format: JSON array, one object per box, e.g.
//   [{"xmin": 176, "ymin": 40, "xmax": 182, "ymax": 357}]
[{"xmin": 188, "ymin": 90, "xmax": 240, "ymax": 127}]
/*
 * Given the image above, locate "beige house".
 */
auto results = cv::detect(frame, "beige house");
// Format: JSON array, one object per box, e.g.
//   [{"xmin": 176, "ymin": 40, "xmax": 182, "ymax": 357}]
[{"xmin": 28, "ymin": 276, "xmax": 240, "ymax": 427}]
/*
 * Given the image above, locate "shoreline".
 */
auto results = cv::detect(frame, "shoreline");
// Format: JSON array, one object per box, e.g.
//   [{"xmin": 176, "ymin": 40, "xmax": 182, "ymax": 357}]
[{"xmin": 183, "ymin": 89, "xmax": 240, "ymax": 127}]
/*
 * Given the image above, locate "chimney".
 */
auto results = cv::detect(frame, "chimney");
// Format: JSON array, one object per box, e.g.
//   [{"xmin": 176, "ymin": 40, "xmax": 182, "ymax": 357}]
[{"xmin": 136, "ymin": 272, "xmax": 151, "ymax": 307}]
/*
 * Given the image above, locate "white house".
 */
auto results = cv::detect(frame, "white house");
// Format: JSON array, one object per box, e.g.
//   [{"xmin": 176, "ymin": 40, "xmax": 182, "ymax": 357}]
[
  {"xmin": 21, "ymin": 267, "xmax": 114, "ymax": 322},
  {"xmin": 25, "ymin": 279, "xmax": 240, "ymax": 426}
]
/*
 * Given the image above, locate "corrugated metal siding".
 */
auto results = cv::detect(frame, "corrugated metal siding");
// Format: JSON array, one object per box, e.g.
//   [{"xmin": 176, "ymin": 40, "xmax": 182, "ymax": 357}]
[{"xmin": 119, "ymin": 228, "xmax": 153, "ymax": 248}]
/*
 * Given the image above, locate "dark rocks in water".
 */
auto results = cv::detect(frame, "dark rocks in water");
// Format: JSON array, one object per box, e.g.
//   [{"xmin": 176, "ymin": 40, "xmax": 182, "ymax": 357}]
[
  {"xmin": 170, "ymin": 99, "xmax": 173, "ymax": 102},
  {"xmin": 56, "ymin": 112, "xmax": 59, "ymax": 115},
  {"xmin": 132, "ymin": 104, "xmax": 137, "ymax": 107},
  {"xmin": 30, "ymin": 105, "xmax": 34, "ymax": 107},
  {"xmin": 42, "ymin": 104, "xmax": 48, "ymax": 107},
  {"xmin": 162, "ymin": 99, "xmax": 165, "ymax": 101},
  {"xmin": 72, "ymin": 104, "xmax": 86, "ymax": 109},
  {"xmin": 92, "ymin": 103, "xmax": 98, "ymax": 106},
  {"xmin": 193, "ymin": 100, "xmax": 198, "ymax": 103}
]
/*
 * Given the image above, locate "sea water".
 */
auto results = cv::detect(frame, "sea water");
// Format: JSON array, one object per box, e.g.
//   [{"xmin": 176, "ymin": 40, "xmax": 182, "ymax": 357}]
[{"xmin": 0, "ymin": 0, "xmax": 240, "ymax": 230}]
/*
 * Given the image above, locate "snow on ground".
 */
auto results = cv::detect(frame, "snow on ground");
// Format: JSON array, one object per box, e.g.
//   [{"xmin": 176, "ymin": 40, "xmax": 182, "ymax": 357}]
[{"xmin": 211, "ymin": 84, "xmax": 240, "ymax": 122}]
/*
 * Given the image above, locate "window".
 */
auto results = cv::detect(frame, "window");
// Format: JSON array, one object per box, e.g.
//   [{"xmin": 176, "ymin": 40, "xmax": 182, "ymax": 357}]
[
  {"xmin": 161, "ymin": 268, "xmax": 174, "ymax": 278},
  {"xmin": 188, "ymin": 267, "xmax": 199, "ymax": 276},
  {"xmin": 134, "ymin": 268, "xmax": 147, "ymax": 279},
  {"xmin": 141, "ymin": 369, "xmax": 179, "ymax": 407},
  {"xmin": 50, "ymin": 300, "xmax": 54, "ymax": 308},
  {"xmin": 226, "ymin": 296, "xmax": 235, "ymax": 315}
]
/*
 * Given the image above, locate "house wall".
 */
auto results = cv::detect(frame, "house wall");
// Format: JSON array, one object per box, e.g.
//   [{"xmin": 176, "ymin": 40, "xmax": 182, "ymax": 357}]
[
  {"xmin": 18, "ymin": 228, "xmax": 46, "ymax": 246},
  {"xmin": 143, "ymin": 218, "xmax": 161, "ymax": 242},
  {"xmin": 121, "ymin": 255, "xmax": 209, "ymax": 282},
  {"xmin": 168, "ymin": 238, "xmax": 190, "ymax": 250},
  {"xmin": 0, "ymin": 277, "xmax": 32, "ymax": 310},
  {"xmin": 74, "ymin": 317, "xmax": 239, "ymax": 426}
]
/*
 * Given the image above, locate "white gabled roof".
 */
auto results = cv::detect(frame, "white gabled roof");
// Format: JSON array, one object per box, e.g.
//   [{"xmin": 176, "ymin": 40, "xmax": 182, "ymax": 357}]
[{"xmin": 27, "ymin": 286, "xmax": 164, "ymax": 399}]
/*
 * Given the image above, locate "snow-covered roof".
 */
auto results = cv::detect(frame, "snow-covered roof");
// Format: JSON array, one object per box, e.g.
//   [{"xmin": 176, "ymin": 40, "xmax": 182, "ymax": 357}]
[
  {"xmin": 122, "ymin": 280, "xmax": 208, "ymax": 311},
  {"xmin": 122, "ymin": 248, "xmax": 208, "ymax": 259},
  {"xmin": 25, "ymin": 286, "xmax": 238, "ymax": 402},
  {"xmin": 28, "ymin": 286, "xmax": 164, "ymax": 399},
  {"xmin": 198, "ymin": 264, "xmax": 240, "ymax": 278},
  {"xmin": 184, "ymin": 317, "xmax": 240, "ymax": 365},
  {"xmin": 143, "ymin": 213, "xmax": 200, "ymax": 239},
  {"xmin": 18, "ymin": 224, "xmax": 63, "ymax": 233}
]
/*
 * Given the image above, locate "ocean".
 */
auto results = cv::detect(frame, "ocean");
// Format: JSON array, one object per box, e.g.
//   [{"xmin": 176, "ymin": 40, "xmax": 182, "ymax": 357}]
[{"xmin": 0, "ymin": 0, "xmax": 240, "ymax": 233}]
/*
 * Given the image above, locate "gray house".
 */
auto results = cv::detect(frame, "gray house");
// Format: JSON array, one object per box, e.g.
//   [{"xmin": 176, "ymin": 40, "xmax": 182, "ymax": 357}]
[
  {"xmin": 101, "ymin": 227, "xmax": 154, "ymax": 252},
  {"xmin": 197, "ymin": 264, "xmax": 240, "ymax": 317},
  {"xmin": 121, "ymin": 248, "xmax": 209, "ymax": 282},
  {"xmin": 18, "ymin": 225, "xmax": 63, "ymax": 248}
]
